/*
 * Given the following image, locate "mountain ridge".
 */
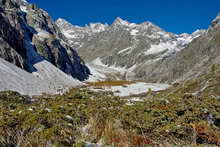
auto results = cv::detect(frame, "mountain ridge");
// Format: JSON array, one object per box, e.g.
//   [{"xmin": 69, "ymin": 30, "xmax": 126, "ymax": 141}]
[{"xmin": 56, "ymin": 17, "xmax": 205, "ymax": 82}]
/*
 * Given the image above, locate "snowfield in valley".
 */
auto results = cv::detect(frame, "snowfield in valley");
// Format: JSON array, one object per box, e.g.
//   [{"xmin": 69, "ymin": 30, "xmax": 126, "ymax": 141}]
[
  {"xmin": 111, "ymin": 82, "xmax": 170, "ymax": 96},
  {"xmin": 90, "ymin": 82, "xmax": 170, "ymax": 97}
]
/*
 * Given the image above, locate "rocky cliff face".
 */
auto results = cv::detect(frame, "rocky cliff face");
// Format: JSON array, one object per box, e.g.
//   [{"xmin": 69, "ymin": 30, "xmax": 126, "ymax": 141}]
[
  {"xmin": 0, "ymin": 0, "xmax": 90, "ymax": 81},
  {"xmin": 56, "ymin": 17, "xmax": 205, "ymax": 81}
]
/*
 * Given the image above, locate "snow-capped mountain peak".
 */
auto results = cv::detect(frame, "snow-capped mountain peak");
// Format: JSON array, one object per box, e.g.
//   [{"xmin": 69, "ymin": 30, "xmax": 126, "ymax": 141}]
[
  {"xmin": 113, "ymin": 17, "xmax": 130, "ymax": 26},
  {"xmin": 211, "ymin": 12, "xmax": 220, "ymax": 28},
  {"xmin": 56, "ymin": 18, "xmax": 109, "ymax": 49},
  {"xmin": 56, "ymin": 18, "xmax": 71, "ymax": 27},
  {"xmin": 56, "ymin": 18, "xmax": 82, "ymax": 30},
  {"xmin": 112, "ymin": 17, "xmax": 139, "ymax": 28},
  {"xmin": 56, "ymin": 17, "xmax": 205, "ymax": 55}
]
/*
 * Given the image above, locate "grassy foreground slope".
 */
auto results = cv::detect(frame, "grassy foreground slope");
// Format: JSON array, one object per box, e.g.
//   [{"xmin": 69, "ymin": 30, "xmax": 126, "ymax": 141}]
[{"xmin": 1, "ymin": 66, "xmax": 220, "ymax": 146}]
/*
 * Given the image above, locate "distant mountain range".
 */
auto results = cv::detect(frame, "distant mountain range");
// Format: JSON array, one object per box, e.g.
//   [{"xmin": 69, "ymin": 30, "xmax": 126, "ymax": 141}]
[{"xmin": 56, "ymin": 16, "xmax": 206, "ymax": 82}]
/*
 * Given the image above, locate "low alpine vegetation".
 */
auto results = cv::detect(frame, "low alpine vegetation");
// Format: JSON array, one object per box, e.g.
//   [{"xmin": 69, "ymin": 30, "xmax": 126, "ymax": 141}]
[{"xmin": 1, "ymin": 66, "xmax": 220, "ymax": 146}]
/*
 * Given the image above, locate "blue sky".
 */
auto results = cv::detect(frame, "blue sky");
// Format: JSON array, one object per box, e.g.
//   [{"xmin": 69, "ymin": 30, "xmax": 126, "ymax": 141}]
[{"xmin": 28, "ymin": 0, "xmax": 220, "ymax": 34}]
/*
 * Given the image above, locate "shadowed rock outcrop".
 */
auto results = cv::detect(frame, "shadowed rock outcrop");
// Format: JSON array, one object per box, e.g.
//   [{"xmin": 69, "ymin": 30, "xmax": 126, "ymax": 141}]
[{"xmin": 0, "ymin": 0, "xmax": 90, "ymax": 81}]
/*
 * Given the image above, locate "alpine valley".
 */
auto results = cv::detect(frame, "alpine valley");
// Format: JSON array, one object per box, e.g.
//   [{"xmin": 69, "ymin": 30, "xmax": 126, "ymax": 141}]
[
  {"xmin": 1, "ymin": 0, "xmax": 220, "ymax": 146},
  {"xmin": 56, "ymin": 17, "xmax": 205, "ymax": 82}
]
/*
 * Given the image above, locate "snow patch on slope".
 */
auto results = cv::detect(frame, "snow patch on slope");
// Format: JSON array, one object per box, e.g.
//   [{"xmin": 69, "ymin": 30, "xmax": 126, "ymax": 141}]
[
  {"xmin": 92, "ymin": 58, "xmax": 128, "ymax": 72},
  {"xmin": 0, "ymin": 58, "xmax": 83, "ymax": 96},
  {"xmin": 86, "ymin": 58, "xmax": 129, "ymax": 82},
  {"xmin": 32, "ymin": 60, "xmax": 83, "ymax": 89},
  {"xmin": 144, "ymin": 42, "xmax": 176, "ymax": 55},
  {"xmin": 130, "ymin": 29, "xmax": 139, "ymax": 36},
  {"xmin": 117, "ymin": 47, "xmax": 133, "ymax": 55},
  {"xmin": 36, "ymin": 30, "xmax": 52, "ymax": 41},
  {"xmin": 86, "ymin": 58, "xmax": 138, "ymax": 82},
  {"xmin": 86, "ymin": 60, "xmax": 124, "ymax": 82},
  {"xmin": 20, "ymin": 5, "xmax": 28, "ymax": 12},
  {"xmin": 0, "ymin": 58, "xmax": 55, "ymax": 95},
  {"xmin": 85, "ymin": 64, "xmax": 107, "ymax": 82}
]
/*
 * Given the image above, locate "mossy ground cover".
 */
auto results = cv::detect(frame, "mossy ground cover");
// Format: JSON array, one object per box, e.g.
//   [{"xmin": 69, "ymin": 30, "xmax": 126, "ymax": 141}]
[{"xmin": 1, "ymin": 67, "xmax": 220, "ymax": 146}]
